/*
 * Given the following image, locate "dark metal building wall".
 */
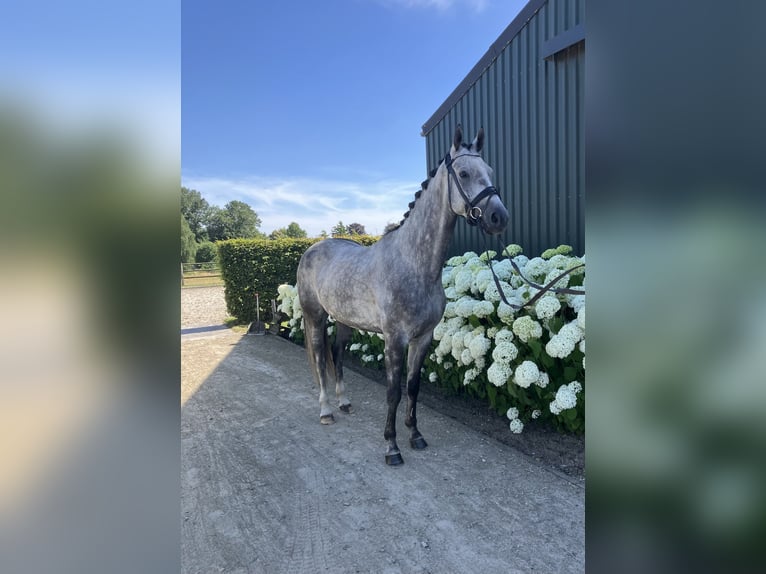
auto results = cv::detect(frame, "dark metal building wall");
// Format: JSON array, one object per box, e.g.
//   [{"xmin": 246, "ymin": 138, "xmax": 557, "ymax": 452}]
[{"xmin": 423, "ymin": 0, "xmax": 584, "ymax": 257}]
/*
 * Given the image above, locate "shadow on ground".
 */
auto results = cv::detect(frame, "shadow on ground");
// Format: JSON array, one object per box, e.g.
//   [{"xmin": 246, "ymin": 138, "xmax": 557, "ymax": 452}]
[{"xmin": 182, "ymin": 330, "xmax": 584, "ymax": 574}]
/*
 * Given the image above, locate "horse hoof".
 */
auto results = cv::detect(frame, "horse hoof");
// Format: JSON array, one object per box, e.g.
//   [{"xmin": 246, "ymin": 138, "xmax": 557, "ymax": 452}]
[
  {"xmin": 320, "ymin": 414, "xmax": 335, "ymax": 425},
  {"xmin": 410, "ymin": 436, "xmax": 428, "ymax": 450},
  {"xmin": 385, "ymin": 452, "xmax": 404, "ymax": 466},
  {"xmin": 339, "ymin": 404, "xmax": 353, "ymax": 414}
]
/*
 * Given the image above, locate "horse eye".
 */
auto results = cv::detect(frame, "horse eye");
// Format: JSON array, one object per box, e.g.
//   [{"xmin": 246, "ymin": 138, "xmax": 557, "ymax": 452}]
[{"xmin": 459, "ymin": 170, "xmax": 469, "ymax": 178}]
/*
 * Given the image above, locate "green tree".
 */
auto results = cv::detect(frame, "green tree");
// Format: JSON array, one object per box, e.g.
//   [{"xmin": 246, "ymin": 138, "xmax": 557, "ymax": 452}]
[
  {"xmin": 181, "ymin": 187, "xmax": 213, "ymax": 242},
  {"xmin": 331, "ymin": 221, "xmax": 347, "ymax": 237},
  {"xmin": 269, "ymin": 221, "xmax": 307, "ymax": 240},
  {"xmin": 195, "ymin": 241, "xmax": 217, "ymax": 263},
  {"xmin": 347, "ymin": 222, "xmax": 366, "ymax": 235},
  {"xmin": 207, "ymin": 200, "xmax": 264, "ymax": 241},
  {"xmin": 181, "ymin": 214, "xmax": 197, "ymax": 263},
  {"xmin": 285, "ymin": 221, "xmax": 307, "ymax": 238}
]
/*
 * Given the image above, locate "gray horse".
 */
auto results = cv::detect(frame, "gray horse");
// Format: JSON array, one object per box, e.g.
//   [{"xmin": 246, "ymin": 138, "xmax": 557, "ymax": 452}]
[{"xmin": 297, "ymin": 125, "xmax": 509, "ymax": 465}]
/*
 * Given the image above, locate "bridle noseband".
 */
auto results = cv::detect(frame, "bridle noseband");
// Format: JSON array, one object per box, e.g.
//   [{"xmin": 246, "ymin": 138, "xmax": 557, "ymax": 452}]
[{"xmin": 444, "ymin": 152, "xmax": 500, "ymax": 227}]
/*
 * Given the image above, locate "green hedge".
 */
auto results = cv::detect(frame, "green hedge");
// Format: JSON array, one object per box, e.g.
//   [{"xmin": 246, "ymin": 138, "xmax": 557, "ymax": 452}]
[{"xmin": 217, "ymin": 235, "xmax": 380, "ymax": 322}]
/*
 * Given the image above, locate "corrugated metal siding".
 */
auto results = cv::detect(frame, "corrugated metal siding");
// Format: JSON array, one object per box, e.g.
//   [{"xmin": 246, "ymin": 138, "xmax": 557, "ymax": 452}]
[{"xmin": 423, "ymin": 0, "xmax": 584, "ymax": 257}]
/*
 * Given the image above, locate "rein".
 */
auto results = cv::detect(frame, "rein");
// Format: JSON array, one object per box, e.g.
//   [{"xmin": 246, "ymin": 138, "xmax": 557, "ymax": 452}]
[
  {"xmin": 482, "ymin": 233, "xmax": 585, "ymax": 310},
  {"xmin": 443, "ymin": 149, "xmax": 585, "ymax": 310}
]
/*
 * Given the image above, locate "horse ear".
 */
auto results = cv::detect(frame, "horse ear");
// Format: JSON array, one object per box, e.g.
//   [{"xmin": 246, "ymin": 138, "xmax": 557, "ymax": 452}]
[
  {"xmin": 472, "ymin": 127, "xmax": 485, "ymax": 152},
  {"xmin": 452, "ymin": 124, "xmax": 463, "ymax": 151}
]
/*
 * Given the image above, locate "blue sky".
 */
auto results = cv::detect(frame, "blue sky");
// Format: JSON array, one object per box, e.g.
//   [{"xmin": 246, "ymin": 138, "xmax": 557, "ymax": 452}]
[{"xmin": 182, "ymin": 0, "xmax": 527, "ymax": 236}]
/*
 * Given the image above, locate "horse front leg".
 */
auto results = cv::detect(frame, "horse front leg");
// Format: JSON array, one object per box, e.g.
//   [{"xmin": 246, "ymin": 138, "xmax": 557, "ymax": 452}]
[
  {"xmin": 405, "ymin": 334, "xmax": 432, "ymax": 450},
  {"xmin": 383, "ymin": 334, "xmax": 407, "ymax": 465}
]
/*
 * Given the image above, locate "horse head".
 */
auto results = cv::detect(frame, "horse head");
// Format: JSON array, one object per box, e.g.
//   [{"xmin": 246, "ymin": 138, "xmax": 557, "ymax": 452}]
[{"xmin": 445, "ymin": 125, "xmax": 509, "ymax": 235}]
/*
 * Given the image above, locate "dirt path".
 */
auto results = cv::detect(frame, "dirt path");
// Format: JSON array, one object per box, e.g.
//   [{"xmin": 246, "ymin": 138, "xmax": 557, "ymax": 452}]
[{"xmin": 181, "ymin": 328, "xmax": 584, "ymax": 573}]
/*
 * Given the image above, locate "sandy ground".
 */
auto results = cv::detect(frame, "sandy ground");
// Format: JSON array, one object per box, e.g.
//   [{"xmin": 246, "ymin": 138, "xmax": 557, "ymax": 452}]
[{"xmin": 181, "ymin": 287, "xmax": 584, "ymax": 573}]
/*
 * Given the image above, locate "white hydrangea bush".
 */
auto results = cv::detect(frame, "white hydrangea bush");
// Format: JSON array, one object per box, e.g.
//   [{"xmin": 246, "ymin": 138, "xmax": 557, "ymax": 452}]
[
  {"xmin": 276, "ymin": 243, "xmax": 585, "ymax": 434},
  {"xmin": 426, "ymin": 243, "xmax": 585, "ymax": 434}
]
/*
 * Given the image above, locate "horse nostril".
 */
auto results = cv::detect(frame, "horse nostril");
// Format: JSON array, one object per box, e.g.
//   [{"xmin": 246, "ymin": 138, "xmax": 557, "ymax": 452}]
[{"xmin": 491, "ymin": 212, "xmax": 499, "ymax": 224}]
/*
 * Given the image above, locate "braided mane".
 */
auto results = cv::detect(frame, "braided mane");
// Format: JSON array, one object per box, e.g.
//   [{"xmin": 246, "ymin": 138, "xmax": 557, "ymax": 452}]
[{"xmin": 384, "ymin": 165, "xmax": 440, "ymax": 234}]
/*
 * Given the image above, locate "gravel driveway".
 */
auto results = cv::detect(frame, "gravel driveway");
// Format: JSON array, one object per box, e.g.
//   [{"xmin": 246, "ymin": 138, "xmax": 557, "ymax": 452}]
[
  {"xmin": 181, "ymin": 284, "xmax": 584, "ymax": 573},
  {"xmin": 181, "ymin": 286, "xmax": 228, "ymax": 328}
]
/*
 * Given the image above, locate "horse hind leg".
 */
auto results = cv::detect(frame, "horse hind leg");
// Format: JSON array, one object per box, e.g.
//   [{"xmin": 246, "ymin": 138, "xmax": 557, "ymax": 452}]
[
  {"xmin": 405, "ymin": 334, "xmax": 433, "ymax": 450},
  {"xmin": 333, "ymin": 322, "xmax": 353, "ymax": 414},
  {"xmin": 304, "ymin": 312, "xmax": 335, "ymax": 425}
]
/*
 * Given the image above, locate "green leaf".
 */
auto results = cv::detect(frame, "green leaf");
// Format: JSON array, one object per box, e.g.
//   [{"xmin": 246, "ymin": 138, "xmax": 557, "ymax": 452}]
[{"xmin": 487, "ymin": 384, "xmax": 497, "ymax": 408}]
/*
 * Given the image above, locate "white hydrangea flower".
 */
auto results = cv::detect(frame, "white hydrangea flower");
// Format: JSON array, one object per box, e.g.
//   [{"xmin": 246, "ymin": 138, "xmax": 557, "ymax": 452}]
[
  {"xmin": 487, "ymin": 361, "xmax": 512, "ymax": 387},
  {"xmin": 377, "ymin": 354, "xmax": 384, "ymax": 361},
  {"xmin": 460, "ymin": 348, "xmax": 473, "ymax": 366},
  {"xmin": 446, "ymin": 255, "xmax": 465, "ymax": 266},
  {"xmin": 535, "ymin": 296, "xmax": 561, "ymax": 320},
  {"xmin": 361, "ymin": 344, "xmax": 369, "ymax": 352},
  {"xmin": 523, "ymin": 257, "xmax": 549, "ymax": 280},
  {"xmin": 428, "ymin": 372, "xmax": 438, "ymax": 383},
  {"xmin": 513, "ymin": 360, "xmax": 540, "ymax": 389},
  {"xmin": 468, "ymin": 334, "xmax": 491, "ymax": 360},
  {"xmin": 512, "ymin": 315, "xmax": 543, "ymax": 342},
  {"xmin": 471, "ymin": 269, "xmax": 493, "ymax": 294},
  {"xmin": 443, "ymin": 361, "xmax": 453, "ymax": 370},
  {"xmin": 535, "ymin": 371, "xmax": 549, "ymax": 388},
  {"xmin": 491, "ymin": 341, "xmax": 518, "ymax": 364},
  {"xmin": 492, "ymin": 258, "xmax": 514, "ymax": 281},
  {"xmin": 569, "ymin": 380, "xmax": 583, "ymax": 394},
  {"xmin": 543, "ymin": 268, "xmax": 570, "ymax": 289},
  {"xmin": 579, "ymin": 339, "xmax": 585, "ymax": 354},
  {"xmin": 442, "ymin": 266, "xmax": 455, "ymax": 287},
  {"xmin": 479, "ymin": 250, "xmax": 497, "ymax": 261},
  {"xmin": 483, "ymin": 280, "xmax": 513, "ymax": 303},
  {"xmin": 550, "ymin": 384, "xmax": 578, "ymax": 413},
  {"xmin": 455, "ymin": 297, "xmax": 476, "ymax": 318},
  {"xmin": 567, "ymin": 294, "xmax": 586, "ymax": 313},
  {"xmin": 545, "ymin": 334, "xmax": 576, "ymax": 358},
  {"xmin": 463, "ymin": 367, "xmax": 480, "ymax": 385},
  {"xmin": 532, "ymin": 409, "xmax": 541, "ymax": 419},
  {"xmin": 506, "ymin": 407, "xmax": 519, "ymax": 420},
  {"xmin": 465, "ymin": 255, "xmax": 483, "ymax": 271},
  {"xmin": 497, "ymin": 302, "xmax": 516, "ymax": 325},
  {"xmin": 472, "ymin": 300, "xmax": 495, "ymax": 318},
  {"xmin": 349, "ymin": 343, "xmax": 361, "ymax": 351},
  {"xmin": 558, "ymin": 322, "xmax": 584, "ymax": 345},
  {"xmin": 444, "ymin": 286, "xmax": 457, "ymax": 300},
  {"xmin": 433, "ymin": 321, "xmax": 448, "ymax": 341},
  {"xmin": 503, "ymin": 244, "xmax": 523, "ymax": 257},
  {"xmin": 443, "ymin": 301, "xmax": 457, "ymax": 318},
  {"xmin": 486, "ymin": 327, "xmax": 499, "ymax": 339},
  {"xmin": 576, "ymin": 306, "xmax": 585, "ymax": 330},
  {"xmin": 509, "ymin": 419, "xmax": 524, "ymax": 434},
  {"xmin": 495, "ymin": 329, "xmax": 514, "ymax": 345},
  {"xmin": 454, "ymin": 269, "xmax": 473, "ymax": 294}
]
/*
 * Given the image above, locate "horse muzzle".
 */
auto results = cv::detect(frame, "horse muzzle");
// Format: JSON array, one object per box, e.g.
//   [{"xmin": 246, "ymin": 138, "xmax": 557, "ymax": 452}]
[{"xmin": 475, "ymin": 195, "xmax": 509, "ymax": 235}]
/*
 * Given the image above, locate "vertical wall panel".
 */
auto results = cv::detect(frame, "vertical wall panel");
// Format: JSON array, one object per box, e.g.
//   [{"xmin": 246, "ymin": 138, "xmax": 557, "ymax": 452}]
[{"xmin": 422, "ymin": 0, "xmax": 584, "ymax": 257}]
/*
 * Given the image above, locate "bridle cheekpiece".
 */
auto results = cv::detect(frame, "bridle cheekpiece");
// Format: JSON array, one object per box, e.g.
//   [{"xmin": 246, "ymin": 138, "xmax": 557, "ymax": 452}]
[{"xmin": 443, "ymin": 151, "xmax": 500, "ymax": 227}]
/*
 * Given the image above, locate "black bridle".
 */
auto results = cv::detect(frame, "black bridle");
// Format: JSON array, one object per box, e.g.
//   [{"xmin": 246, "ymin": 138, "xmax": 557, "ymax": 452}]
[
  {"xmin": 443, "ymin": 151, "xmax": 585, "ymax": 310},
  {"xmin": 444, "ymin": 151, "xmax": 500, "ymax": 227}
]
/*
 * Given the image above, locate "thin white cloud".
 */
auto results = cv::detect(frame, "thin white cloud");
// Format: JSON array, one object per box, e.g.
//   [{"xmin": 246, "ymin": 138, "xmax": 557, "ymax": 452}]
[
  {"xmin": 377, "ymin": 0, "xmax": 490, "ymax": 12},
  {"xmin": 182, "ymin": 174, "xmax": 419, "ymax": 237}
]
